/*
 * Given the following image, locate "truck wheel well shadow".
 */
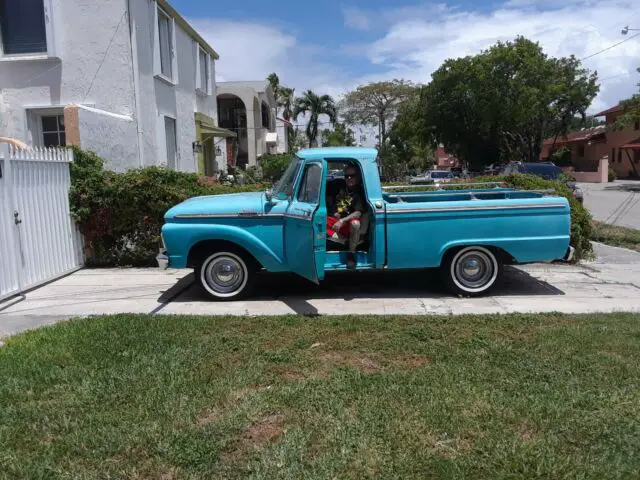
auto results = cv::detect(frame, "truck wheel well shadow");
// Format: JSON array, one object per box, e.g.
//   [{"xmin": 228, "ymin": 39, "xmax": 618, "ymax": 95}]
[
  {"xmin": 440, "ymin": 245, "xmax": 515, "ymax": 267},
  {"xmin": 187, "ymin": 240, "xmax": 263, "ymax": 270}
]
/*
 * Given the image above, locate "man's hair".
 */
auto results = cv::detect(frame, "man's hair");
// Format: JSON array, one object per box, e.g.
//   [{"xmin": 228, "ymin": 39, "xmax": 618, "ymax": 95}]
[{"xmin": 343, "ymin": 163, "xmax": 357, "ymax": 174}]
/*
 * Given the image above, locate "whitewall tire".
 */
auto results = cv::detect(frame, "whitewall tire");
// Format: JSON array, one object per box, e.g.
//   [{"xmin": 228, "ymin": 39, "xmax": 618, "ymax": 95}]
[
  {"xmin": 442, "ymin": 246, "xmax": 502, "ymax": 297},
  {"xmin": 197, "ymin": 251, "xmax": 255, "ymax": 301}
]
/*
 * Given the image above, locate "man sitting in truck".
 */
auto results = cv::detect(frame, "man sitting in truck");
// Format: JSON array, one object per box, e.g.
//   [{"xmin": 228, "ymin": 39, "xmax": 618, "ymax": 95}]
[{"xmin": 326, "ymin": 163, "xmax": 368, "ymax": 269}]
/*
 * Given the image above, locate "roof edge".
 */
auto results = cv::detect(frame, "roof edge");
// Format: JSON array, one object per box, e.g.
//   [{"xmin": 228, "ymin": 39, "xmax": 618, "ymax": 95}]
[{"xmin": 157, "ymin": 0, "xmax": 219, "ymax": 60}]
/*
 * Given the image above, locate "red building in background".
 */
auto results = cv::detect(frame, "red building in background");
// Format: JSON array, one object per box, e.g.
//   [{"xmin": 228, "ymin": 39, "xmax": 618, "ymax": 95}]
[{"xmin": 436, "ymin": 144, "xmax": 461, "ymax": 169}]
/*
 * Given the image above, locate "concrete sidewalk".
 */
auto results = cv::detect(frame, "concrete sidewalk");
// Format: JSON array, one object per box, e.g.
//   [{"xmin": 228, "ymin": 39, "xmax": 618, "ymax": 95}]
[{"xmin": 2, "ymin": 243, "xmax": 640, "ymax": 337}]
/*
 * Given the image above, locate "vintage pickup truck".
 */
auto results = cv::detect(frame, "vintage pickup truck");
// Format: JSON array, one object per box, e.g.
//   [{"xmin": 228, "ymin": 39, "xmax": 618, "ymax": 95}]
[{"xmin": 158, "ymin": 147, "xmax": 573, "ymax": 300}]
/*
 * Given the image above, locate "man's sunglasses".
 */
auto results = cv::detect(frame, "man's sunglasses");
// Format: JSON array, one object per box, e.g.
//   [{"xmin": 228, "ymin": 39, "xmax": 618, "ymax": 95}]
[{"xmin": 345, "ymin": 173, "xmax": 358, "ymax": 179}]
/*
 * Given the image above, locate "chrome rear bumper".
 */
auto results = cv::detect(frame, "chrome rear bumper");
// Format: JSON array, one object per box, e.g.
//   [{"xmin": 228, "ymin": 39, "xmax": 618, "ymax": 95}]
[{"xmin": 563, "ymin": 246, "xmax": 575, "ymax": 262}]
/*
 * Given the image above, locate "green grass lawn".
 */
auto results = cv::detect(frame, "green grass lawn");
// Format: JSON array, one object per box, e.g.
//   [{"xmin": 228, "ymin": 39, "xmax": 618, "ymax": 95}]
[
  {"xmin": 591, "ymin": 221, "xmax": 640, "ymax": 252},
  {"xmin": 1, "ymin": 313, "xmax": 639, "ymax": 479}
]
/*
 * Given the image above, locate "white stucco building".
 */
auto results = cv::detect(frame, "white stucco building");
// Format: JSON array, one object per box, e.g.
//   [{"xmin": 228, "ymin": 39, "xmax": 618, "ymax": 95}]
[
  {"xmin": 0, "ymin": 0, "xmax": 234, "ymax": 174},
  {"xmin": 216, "ymin": 81, "xmax": 287, "ymax": 168}
]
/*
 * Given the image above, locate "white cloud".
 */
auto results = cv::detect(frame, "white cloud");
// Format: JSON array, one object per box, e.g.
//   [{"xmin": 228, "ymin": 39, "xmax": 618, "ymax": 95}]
[
  {"xmin": 190, "ymin": 1, "xmax": 640, "ymax": 125},
  {"xmin": 189, "ymin": 18, "xmax": 353, "ymax": 105},
  {"xmin": 359, "ymin": 0, "xmax": 640, "ymax": 112}
]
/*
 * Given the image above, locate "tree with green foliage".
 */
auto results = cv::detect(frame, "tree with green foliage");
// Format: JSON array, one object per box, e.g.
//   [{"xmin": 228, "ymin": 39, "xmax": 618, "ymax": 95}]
[
  {"xmin": 341, "ymin": 79, "xmax": 419, "ymax": 145},
  {"xmin": 423, "ymin": 36, "xmax": 599, "ymax": 170},
  {"xmin": 384, "ymin": 86, "xmax": 436, "ymax": 177},
  {"xmin": 267, "ymin": 73, "xmax": 297, "ymax": 153},
  {"xmin": 293, "ymin": 90, "xmax": 337, "ymax": 147},
  {"xmin": 321, "ymin": 123, "xmax": 356, "ymax": 147},
  {"xmin": 613, "ymin": 67, "xmax": 640, "ymax": 130}
]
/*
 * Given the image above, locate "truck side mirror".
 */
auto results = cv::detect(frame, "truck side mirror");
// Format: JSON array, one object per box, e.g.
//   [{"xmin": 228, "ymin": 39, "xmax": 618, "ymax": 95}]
[{"xmin": 265, "ymin": 188, "xmax": 274, "ymax": 203}]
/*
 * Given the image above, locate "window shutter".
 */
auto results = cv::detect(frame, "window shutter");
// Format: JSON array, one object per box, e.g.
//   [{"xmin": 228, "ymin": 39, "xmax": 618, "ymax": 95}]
[{"xmin": 0, "ymin": 0, "xmax": 48, "ymax": 54}]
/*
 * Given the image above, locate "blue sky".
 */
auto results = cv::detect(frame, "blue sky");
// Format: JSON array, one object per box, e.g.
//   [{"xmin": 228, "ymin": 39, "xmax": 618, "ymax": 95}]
[{"xmin": 178, "ymin": 0, "xmax": 640, "ymax": 117}]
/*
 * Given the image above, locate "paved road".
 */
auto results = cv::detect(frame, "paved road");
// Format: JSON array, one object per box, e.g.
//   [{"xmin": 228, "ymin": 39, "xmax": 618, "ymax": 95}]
[
  {"xmin": 2, "ymin": 243, "xmax": 640, "ymax": 338},
  {"xmin": 578, "ymin": 180, "xmax": 640, "ymax": 229}
]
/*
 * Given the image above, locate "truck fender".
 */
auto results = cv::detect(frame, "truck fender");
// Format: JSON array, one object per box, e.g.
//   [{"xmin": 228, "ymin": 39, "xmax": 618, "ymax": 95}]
[{"xmin": 167, "ymin": 223, "xmax": 285, "ymax": 271}]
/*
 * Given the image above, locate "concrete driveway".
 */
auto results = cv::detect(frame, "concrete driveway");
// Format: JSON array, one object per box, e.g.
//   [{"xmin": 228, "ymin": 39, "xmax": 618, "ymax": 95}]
[
  {"xmin": 579, "ymin": 180, "xmax": 640, "ymax": 229},
  {"xmin": 2, "ymin": 243, "xmax": 640, "ymax": 338}
]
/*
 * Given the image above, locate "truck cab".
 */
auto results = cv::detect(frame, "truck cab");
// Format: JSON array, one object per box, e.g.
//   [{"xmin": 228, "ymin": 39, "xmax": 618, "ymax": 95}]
[{"xmin": 159, "ymin": 147, "xmax": 573, "ymax": 300}]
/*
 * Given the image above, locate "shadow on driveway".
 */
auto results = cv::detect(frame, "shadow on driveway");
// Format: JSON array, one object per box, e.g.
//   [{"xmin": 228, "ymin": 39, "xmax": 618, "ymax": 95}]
[{"xmin": 158, "ymin": 266, "xmax": 564, "ymax": 316}]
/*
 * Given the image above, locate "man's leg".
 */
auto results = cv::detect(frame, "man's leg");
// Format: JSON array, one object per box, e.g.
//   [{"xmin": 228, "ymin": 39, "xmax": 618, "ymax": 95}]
[{"xmin": 347, "ymin": 219, "xmax": 361, "ymax": 269}]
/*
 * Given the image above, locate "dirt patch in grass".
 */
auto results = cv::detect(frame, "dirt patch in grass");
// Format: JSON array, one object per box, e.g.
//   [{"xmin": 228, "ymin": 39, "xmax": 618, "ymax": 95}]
[
  {"xmin": 320, "ymin": 351, "xmax": 383, "ymax": 373},
  {"xmin": 268, "ymin": 364, "xmax": 306, "ymax": 382},
  {"xmin": 196, "ymin": 407, "xmax": 220, "ymax": 426},
  {"xmin": 221, "ymin": 414, "xmax": 287, "ymax": 464},
  {"xmin": 391, "ymin": 354, "xmax": 432, "ymax": 369}
]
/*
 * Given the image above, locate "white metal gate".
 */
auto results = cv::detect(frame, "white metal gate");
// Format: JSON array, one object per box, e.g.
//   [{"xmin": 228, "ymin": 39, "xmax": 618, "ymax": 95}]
[{"xmin": 0, "ymin": 145, "xmax": 84, "ymax": 302}]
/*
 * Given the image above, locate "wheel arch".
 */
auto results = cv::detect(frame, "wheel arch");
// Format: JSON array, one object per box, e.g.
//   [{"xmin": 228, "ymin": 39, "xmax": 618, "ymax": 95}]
[
  {"xmin": 439, "ymin": 244, "xmax": 515, "ymax": 267},
  {"xmin": 187, "ymin": 239, "xmax": 263, "ymax": 271}
]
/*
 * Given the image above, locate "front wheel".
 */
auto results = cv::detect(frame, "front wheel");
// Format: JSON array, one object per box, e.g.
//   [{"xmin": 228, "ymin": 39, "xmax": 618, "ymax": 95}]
[
  {"xmin": 196, "ymin": 251, "xmax": 255, "ymax": 301},
  {"xmin": 442, "ymin": 246, "xmax": 502, "ymax": 297}
]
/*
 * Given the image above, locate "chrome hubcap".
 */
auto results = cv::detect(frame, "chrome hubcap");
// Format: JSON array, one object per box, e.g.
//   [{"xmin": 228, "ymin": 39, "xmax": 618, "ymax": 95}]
[
  {"xmin": 204, "ymin": 256, "xmax": 245, "ymax": 294},
  {"xmin": 455, "ymin": 251, "xmax": 493, "ymax": 289}
]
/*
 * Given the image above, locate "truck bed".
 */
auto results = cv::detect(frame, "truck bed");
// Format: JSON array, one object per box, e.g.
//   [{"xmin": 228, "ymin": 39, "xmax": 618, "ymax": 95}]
[{"xmin": 380, "ymin": 185, "xmax": 571, "ymax": 269}]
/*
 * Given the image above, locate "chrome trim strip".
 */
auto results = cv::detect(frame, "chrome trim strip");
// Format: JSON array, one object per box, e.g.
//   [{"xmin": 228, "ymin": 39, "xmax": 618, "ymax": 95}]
[
  {"xmin": 386, "ymin": 203, "xmax": 567, "ymax": 214},
  {"xmin": 383, "ymin": 182, "xmax": 505, "ymax": 191},
  {"xmin": 174, "ymin": 213, "xmax": 285, "ymax": 219},
  {"xmin": 283, "ymin": 213, "xmax": 313, "ymax": 221}
]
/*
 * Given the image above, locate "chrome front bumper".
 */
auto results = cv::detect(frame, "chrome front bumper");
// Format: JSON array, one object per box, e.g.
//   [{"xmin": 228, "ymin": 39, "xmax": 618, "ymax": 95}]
[{"xmin": 156, "ymin": 248, "xmax": 169, "ymax": 270}]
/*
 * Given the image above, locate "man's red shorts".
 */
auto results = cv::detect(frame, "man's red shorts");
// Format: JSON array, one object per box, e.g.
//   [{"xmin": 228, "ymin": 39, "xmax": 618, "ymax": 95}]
[{"xmin": 327, "ymin": 216, "xmax": 351, "ymax": 237}]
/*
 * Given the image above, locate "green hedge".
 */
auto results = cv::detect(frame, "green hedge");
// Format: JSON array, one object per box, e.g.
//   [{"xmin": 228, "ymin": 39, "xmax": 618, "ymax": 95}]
[{"xmin": 70, "ymin": 148, "xmax": 264, "ymax": 267}]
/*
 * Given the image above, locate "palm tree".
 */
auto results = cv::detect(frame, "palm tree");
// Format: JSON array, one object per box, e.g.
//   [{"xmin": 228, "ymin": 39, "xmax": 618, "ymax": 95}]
[
  {"xmin": 267, "ymin": 73, "xmax": 280, "ymax": 105},
  {"xmin": 293, "ymin": 90, "xmax": 337, "ymax": 147},
  {"xmin": 279, "ymin": 86, "xmax": 295, "ymax": 121}
]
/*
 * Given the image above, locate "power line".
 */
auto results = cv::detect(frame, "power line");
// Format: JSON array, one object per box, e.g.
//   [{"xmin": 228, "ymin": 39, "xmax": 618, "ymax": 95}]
[
  {"xmin": 580, "ymin": 31, "xmax": 640, "ymax": 61},
  {"xmin": 83, "ymin": 10, "xmax": 127, "ymax": 102},
  {"xmin": 597, "ymin": 72, "xmax": 630, "ymax": 83}
]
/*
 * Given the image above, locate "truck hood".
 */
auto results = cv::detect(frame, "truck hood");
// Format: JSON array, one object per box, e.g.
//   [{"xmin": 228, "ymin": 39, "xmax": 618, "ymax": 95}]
[{"xmin": 164, "ymin": 192, "xmax": 266, "ymax": 219}]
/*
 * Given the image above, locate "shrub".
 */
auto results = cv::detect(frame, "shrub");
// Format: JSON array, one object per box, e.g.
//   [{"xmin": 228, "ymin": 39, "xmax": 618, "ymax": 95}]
[
  {"xmin": 70, "ymin": 148, "xmax": 263, "ymax": 267},
  {"xmin": 259, "ymin": 154, "xmax": 291, "ymax": 183},
  {"xmin": 608, "ymin": 168, "xmax": 617, "ymax": 182}
]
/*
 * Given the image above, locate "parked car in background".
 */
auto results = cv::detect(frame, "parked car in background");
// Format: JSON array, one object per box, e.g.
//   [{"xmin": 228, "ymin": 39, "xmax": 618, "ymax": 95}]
[
  {"xmin": 409, "ymin": 170, "xmax": 455, "ymax": 184},
  {"xmin": 499, "ymin": 162, "xmax": 583, "ymax": 204}
]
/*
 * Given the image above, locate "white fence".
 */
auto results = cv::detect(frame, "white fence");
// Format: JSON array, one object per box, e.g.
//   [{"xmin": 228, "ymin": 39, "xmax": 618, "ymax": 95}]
[{"xmin": 0, "ymin": 145, "xmax": 84, "ymax": 302}]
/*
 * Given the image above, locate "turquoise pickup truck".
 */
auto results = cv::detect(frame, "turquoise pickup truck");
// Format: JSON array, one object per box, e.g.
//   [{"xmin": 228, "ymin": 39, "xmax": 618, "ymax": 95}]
[{"xmin": 158, "ymin": 147, "xmax": 573, "ymax": 300}]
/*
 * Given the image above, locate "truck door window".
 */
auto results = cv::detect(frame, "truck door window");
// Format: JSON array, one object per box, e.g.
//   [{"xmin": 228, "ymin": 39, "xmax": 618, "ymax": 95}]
[{"xmin": 297, "ymin": 163, "xmax": 322, "ymax": 205}]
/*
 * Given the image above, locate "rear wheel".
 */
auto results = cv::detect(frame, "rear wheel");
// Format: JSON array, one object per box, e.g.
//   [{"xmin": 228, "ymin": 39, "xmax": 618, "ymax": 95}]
[
  {"xmin": 442, "ymin": 246, "xmax": 502, "ymax": 297},
  {"xmin": 196, "ymin": 251, "xmax": 255, "ymax": 301}
]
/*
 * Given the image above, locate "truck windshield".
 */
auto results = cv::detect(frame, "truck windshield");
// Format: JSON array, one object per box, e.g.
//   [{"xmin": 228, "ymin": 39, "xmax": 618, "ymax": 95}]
[{"xmin": 272, "ymin": 156, "xmax": 303, "ymax": 199}]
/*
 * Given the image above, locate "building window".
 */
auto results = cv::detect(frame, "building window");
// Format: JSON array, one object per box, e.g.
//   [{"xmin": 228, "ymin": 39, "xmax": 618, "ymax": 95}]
[
  {"xmin": 635, "ymin": 120, "xmax": 639, "ymax": 131},
  {"xmin": 164, "ymin": 116, "xmax": 177, "ymax": 169},
  {"xmin": 577, "ymin": 145, "xmax": 585, "ymax": 158},
  {"xmin": 157, "ymin": 8, "xmax": 173, "ymax": 79},
  {"xmin": 197, "ymin": 45, "xmax": 209, "ymax": 94},
  {"xmin": 634, "ymin": 149, "xmax": 639, "ymax": 164},
  {"xmin": 261, "ymin": 103, "xmax": 270, "ymax": 129},
  {"xmin": 41, "ymin": 115, "xmax": 65, "ymax": 147},
  {"xmin": 618, "ymin": 149, "xmax": 622, "ymax": 163},
  {"xmin": 0, "ymin": 0, "xmax": 47, "ymax": 55}
]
